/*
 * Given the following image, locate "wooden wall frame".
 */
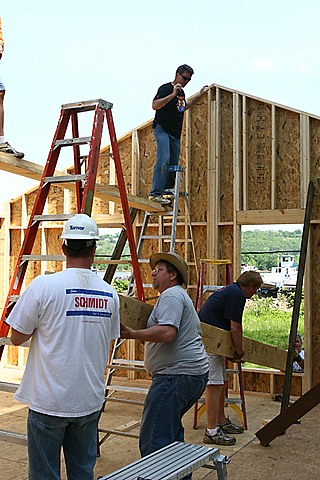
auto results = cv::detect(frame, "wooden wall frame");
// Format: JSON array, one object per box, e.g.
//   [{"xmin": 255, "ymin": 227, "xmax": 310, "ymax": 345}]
[{"xmin": 1, "ymin": 84, "xmax": 319, "ymax": 389}]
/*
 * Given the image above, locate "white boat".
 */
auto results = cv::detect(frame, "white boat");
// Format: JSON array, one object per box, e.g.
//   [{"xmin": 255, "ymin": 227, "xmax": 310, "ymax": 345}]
[{"xmin": 260, "ymin": 255, "xmax": 298, "ymax": 295}]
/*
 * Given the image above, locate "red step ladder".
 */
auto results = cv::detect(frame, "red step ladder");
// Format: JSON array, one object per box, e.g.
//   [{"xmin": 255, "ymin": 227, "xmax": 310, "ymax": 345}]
[
  {"xmin": 0, "ymin": 99, "xmax": 144, "ymax": 359},
  {"xmin": 193, "ymin": 259, "xmax": 248, "ymax": 430}
]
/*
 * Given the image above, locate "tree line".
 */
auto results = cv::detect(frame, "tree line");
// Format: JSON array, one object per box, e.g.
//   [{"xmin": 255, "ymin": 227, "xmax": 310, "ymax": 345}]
[
  {"xmin": 241, "ymin": 229, "xmax": 302, "ymax": 271},
  {"xmin": 94, "ymin": 229, "xmax": 303, "ymax": 273}
]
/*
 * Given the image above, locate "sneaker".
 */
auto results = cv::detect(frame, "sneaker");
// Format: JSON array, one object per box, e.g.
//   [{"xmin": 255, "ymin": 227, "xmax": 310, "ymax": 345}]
[
  {"xmin": 163, "ymin": 188, "xmax": 175, "ymax": 196},
  {"xmin": 203, "ymin": 427, "xmax": 236, "ymax": 446},
  {"xmin": 0, "ymin": 141, "xmax": 24, "ymax": 158},
  {"xmin": 218, "ymin": 418, "xmax": 244, "ymax": 434},
  {"xmin": 149, "ymin": 195, "xmax": 172, "ymax": 206}
]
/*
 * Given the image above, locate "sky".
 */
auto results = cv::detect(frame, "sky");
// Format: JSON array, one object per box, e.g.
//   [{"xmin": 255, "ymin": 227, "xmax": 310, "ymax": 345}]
[{"xmin": 0, "ymin": 0, "xmax": 319, "ymax": 226}]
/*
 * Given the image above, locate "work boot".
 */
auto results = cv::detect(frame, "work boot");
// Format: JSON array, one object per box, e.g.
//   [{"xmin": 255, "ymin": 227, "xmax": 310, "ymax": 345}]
[{"xmin": 0, "ymin": 141, "xmax": 24, "ymax": 158}]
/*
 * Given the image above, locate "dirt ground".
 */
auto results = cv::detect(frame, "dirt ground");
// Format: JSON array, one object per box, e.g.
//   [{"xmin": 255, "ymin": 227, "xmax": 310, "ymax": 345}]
[{"xmin": 0, "ymin": 367, "xmax": 318, "ymax": 480}]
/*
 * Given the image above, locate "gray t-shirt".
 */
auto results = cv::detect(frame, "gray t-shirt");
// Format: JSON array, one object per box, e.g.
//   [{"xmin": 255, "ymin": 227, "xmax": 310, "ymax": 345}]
[{"xmin": 144, "ymin": 285, "xmax": 209, "ymax": 376}]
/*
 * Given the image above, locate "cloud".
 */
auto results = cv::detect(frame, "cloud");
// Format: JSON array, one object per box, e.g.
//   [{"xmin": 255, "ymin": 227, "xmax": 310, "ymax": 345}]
[
  {"xmin": 251, "ymin": 58, "xmax": 275, "ymax": 72},
  {"xmin": 297, "ymin": 63, "xmax": 314, "ymax": 75}
]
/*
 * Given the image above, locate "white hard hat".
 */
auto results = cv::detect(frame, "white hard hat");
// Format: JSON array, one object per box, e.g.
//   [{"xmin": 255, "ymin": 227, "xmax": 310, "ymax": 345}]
[{"xmin": 61, "ymin": 214, "xmax": 100, "ymax": 240}]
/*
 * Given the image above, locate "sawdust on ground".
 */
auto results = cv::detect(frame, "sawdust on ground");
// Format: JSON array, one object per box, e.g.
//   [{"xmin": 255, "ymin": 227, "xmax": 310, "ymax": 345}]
[{"xmin": 0, "ymin": 368, "xmax": 318, "ymax": 480}]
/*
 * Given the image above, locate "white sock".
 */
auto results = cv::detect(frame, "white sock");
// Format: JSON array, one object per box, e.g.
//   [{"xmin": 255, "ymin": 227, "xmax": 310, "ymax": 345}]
[
  {"xmin": 0, "ymin": 136, "xmax": 5, "ymax": 144},
  {"xmin": 207, "ymin": 427, "xmax": 218, "ymax": 436}
]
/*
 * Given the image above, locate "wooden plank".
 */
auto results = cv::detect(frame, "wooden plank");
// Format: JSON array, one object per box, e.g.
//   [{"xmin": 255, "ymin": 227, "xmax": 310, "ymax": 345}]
[
  {"xmin": 119, "ymin": 295, "xmax": 287, "ymax": 370},
  {"xmin": 255, "ymin": 381, "xmax": 320, "ymax": 446},
  {"xmin": 236, "ymin": 208, "xmax": 305, "ymax": 225},
  {"xmin": 0, "ymin": 153, "xmax": 165, "ymax": 213},
  {"xmin": 119, "ymin": 295, "xmax": 153, "ymax": 330},
  {"xmin": 201, "ymin": 323, "xmax": 287, "ymax": 370},
  {"xmin": 91, "ymin": 214, "xmax": 124, "ymax": 228}
]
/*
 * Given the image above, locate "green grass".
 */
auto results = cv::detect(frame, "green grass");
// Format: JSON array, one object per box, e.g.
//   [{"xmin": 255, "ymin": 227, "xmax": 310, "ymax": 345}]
[{"xmin": 242, "ymin": 295, "xmax": 304, "ymax": 369}]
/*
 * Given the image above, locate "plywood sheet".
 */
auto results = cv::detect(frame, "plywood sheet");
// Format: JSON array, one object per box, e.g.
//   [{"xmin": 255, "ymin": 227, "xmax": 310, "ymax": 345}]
[
  {"xmin": 275, "ymin": 107, "xmax": 301, "ymax": 209},
  {"xmin": 246, "ymin": 98, "xmax": 272, "ymax": 210},
  {"xmin": 119, "ymin": 295, "xmax": 287, "ymax": 370},
  {"xmin": 219, "ymin": 90, "xmax": 234, "ymax": 221}
]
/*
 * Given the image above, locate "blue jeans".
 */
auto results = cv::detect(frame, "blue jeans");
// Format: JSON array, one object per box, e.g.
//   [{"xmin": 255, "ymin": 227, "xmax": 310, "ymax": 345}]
[
  {"xmin": 139, "ymin": 372, "xmax": 208, "ymax": 479},
  {"xmin": 150, "ymin": 125, "xmax": 181, "ymax": 196},
  {"xmin": 27, "ymin": 409, "xmax": 100, "ymax": 480}
]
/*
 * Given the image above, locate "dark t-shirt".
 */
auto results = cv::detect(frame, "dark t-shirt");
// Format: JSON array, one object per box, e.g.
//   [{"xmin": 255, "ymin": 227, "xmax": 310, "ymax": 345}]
[
  {"xmin": 153, "ymin": 82, "xmax": 186, "ymax": 139},
  {"xmin": 198, "ymin": 282, "xmax": 246, "ymax": 331}
]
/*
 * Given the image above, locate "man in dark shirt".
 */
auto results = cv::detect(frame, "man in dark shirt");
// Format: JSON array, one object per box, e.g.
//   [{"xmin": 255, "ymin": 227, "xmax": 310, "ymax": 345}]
[
  {"xmin": 199, "ymin": 270, "xmax": 262, "ymax": 446},
  {"xmin": 149, "ymin": 64, "xmax": 208, "ymax": 205}
]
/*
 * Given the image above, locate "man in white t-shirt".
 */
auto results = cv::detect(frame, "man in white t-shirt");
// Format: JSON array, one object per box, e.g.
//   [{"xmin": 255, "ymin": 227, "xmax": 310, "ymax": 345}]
[{"xmin": 7, "ymin": 214, "xmax": 120, "ymax": 480}]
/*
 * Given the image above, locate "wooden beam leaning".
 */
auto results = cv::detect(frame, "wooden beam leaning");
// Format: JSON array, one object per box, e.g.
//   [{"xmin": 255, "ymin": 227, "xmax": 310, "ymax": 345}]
[
  {"xmin": 119, "ymin": 296, "xmax": 287, "ymax": 370},
  {"xmin": 0, "ymin": 153, "xmax": 164, "ymax": 213},
  {"xmin": 256, "ymin": 382, "xmax": 320, "ymax": 446}
]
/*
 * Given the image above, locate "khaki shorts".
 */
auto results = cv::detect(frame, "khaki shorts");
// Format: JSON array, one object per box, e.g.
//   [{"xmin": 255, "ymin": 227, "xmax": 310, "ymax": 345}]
[{"xmin": 207, "ymin": 354, "xmax": 227, "ymax": 385}]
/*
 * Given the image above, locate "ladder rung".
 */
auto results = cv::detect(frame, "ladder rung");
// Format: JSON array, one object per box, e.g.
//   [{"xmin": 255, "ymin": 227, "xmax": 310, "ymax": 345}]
[
  {"xmin": 44, "ymin": 174, "xmax": 85, "ymax": 184},
  {"xmin": 105, "ymin": 397, "xmax": 145, "ymax": 406},
  {"xmin": 9, "ymin": 295, "xmax": 20, "ymax": 303},
  {"xmin": 62, "ymin": 98, "xmax": 113, "ymax": 112},
  {"xmin": 98, "ymin": 428, "xmax": 139, "ymax": 439},
  {"xmin": 0, "ymin": 430, "xmax": 28, "ymax": 446},
  {"xmin": 0, "ymin": 336, "xmax": 12, "ymax": 346},
  {"xmin": 141, "ymin": 235, "xmax": 171, "ymax": 240},
  {"xmin": 0, "ymin": 335, "xmax": 30, "ymax": 348},
  {"xmin": 0, "ymin": 382, "xmax": 20, "ymax": 393},
  {"xmin": 106, "ymin": 384, "xmax": 148, "ymax": 395},
  {"xmin": 110, "ymin": 359, "xmax": 145, "ymax": 367},
  {"xmin": 106, "ymin": 365, "xmax": 145, "ymax": 372},
  {"xmin": 33, "ymin": 214, "xmax": 74, "ymax": 223},
  {"xmin": 21, "ymin": 255, "xmax": 65, "ymax": 261},
  {"xmin": 226, "ymin": 369, "xmax": 239, "ymax": 374},
  {"xmin": 203, "ymin": 285, "xmax": 225, "ymax": 292},
  {"xmin": 163, "ymin": 238, "xmax": 193, "ymax": 243},
  {"xmin": 224, "ymin": 398, "xmax": 243, "ymax": 404},
  {"xmin": 55, "ymin": 137, "xmax": 91, "ymax": 147}
]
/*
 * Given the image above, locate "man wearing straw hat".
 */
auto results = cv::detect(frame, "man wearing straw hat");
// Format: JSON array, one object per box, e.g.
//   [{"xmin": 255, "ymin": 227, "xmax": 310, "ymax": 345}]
[{"xmin": 120, "ymin": 252, "xmax": 209, "ymax": 472}]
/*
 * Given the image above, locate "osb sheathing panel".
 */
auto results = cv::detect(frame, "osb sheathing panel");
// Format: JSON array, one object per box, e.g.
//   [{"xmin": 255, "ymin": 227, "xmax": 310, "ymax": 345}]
[
  {"xmin": 218, "ymin": 225, "xmax": 234, "ymax": 274},
  {"xmin": 10, "ymin": 197, "xmax": 22, "ymax": 226},
  {"xmin": 309, "ymin": 118, "xmax": 320, "ymax": 218},
  {"xmin": 275, "ymin": 107, "xmax": 301, "ymax": 209},
  {"xmin": 137, "ymin": 125, "xmax": 156, "ymax": 198},
  {"xmin": 112, "ymin": 135, "xmax": 133, "ymax": 217},
  {"xmin": 9, "ymin": 230, "xmax": 21, "ymax": 281},
  {"xmin": 273, "ymin": 374, "xmax": 302, "ymax": 396},
  {"xmin": 219, "ymin": 90, "xmax": 234, "ymax": 222},
  {"xmin": 189, "ymin": 98, "xmax": 208, "ymax": 222},
  {"xmin": 246, "ymin": 98, "xmax": 272, "ymax": 210},
  {"xmin": 310, "ymin": 224, "xmax": 320, "ymax": 385},
  {"xmin": 25, "ymin": 231, "xmax": 41, "ymax": 286},
  {"xmin": 48, "ymin": 186, "xmax": 65, "ymax": 215},
  {"xmin": 26, "ymin": 190, "xmax": 38, "ymax": 216},
  {"xmin": 243, "ymin": 371, "xmax": 270, "ymax": 393},
  {"xmin": 45, "ymin": 228, "xmax": 64, "ymax": 273},
  {"xmin": 242, "ymin": 371, "xmax": 302, "ymax": 395}
]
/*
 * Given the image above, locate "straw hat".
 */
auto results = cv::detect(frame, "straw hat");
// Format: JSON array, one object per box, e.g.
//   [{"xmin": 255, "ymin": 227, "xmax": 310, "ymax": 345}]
[{"xmin": 149, "ymin": 252, "xmax": 188, "ymax": 286}]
